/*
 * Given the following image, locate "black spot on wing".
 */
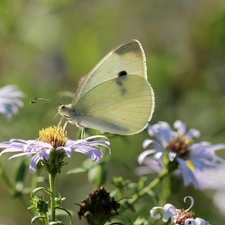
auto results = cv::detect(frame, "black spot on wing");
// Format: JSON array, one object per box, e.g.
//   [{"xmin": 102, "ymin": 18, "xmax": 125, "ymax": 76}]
[{"xmin": 118, "ymin": 70, "xmax": 127, "ymax": 77}]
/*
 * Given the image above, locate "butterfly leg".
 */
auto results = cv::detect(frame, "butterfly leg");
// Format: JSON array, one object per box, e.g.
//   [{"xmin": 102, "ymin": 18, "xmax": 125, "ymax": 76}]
[
  {"xmin": 57, "ymin": 117, "xmax": 64, "ymax": 127},
  {"xmin": 62, "ymin": 121, "xmax": 69, "ymax": 131},
  {"xmin": 80, "ymin": 127, "xmax": 86, "ymax": 139}
]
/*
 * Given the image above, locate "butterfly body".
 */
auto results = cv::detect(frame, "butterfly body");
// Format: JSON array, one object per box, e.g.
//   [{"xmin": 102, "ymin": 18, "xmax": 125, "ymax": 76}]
[{"xmin": 58, "ymin": 39, "xmax": 155, "ymax": 135}]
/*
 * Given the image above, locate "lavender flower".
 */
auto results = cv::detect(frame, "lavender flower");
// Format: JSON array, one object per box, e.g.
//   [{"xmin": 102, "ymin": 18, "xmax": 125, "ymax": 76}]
[
  {"xmin": 137, "ymin": 120, "xmax": 225, "ymax": 188},
  {"xmin": 0, "ymin": 85, "xmax": 25, "ymax": 120},
  {"xmin": 0, "ymin": 126, "xmax": 110, "ymax": 174}
]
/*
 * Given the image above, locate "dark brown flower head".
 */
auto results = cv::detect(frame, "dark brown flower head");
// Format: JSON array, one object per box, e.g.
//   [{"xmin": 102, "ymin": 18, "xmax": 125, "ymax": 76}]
[
  {"xmin": 176, "ymin": 209, "xmax": 195, "ymax": 225},
  {"xmin": 78, "ymin": 186, "xmax": 120, "ymax": 225},
  {"xmin": 166, "ymin": 137, "xmax": 193, "ymax": 158}
]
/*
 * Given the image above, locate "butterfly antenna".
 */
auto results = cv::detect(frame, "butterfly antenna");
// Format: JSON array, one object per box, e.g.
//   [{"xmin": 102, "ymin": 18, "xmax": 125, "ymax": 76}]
[{"xmin": 30, "ymin": 97, "xmax": 61, "ymax": 105}]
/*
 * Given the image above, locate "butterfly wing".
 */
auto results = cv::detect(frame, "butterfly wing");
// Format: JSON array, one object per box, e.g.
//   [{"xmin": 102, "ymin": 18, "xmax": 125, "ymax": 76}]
[
  {"xmin": 72, "ymin": 39, "xmax": 147, "ymax": 106},
  {"xmin": 73, "ymin": 74, "xmax": 154, "ymax": 135}
]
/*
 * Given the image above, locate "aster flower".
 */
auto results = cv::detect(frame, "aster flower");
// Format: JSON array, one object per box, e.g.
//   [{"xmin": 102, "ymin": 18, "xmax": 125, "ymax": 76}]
[
  {"xmin": 137, "ymin": 120, "xmax": 225, "ymax": 189},
  {"xmin": 0, "ymin": 126, "xmax": 110, "ymax": 174},
  {"xmin": 0, "ymin": 85, "xmax": 25, "ymax": 120},
  {"xmin": 150, "ymin": 196, "xmax": 211, "ymax": 225}
]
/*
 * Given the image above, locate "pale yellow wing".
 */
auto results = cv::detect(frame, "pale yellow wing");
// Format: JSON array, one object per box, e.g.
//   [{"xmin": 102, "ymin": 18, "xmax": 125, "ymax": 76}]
[
  {"xmin": 72, "ymin": 39, "xmax": 147, "ymax": 106},
  {"xmin": 73, "ymin": 75, "xmax": 154, "ymax": 135}
]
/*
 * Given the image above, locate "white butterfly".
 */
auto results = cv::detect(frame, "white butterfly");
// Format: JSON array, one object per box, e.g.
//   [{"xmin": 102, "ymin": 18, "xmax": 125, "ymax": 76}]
[{"xmin": 58, "ymin": 39, "xmax": 155, "ymax": 135}]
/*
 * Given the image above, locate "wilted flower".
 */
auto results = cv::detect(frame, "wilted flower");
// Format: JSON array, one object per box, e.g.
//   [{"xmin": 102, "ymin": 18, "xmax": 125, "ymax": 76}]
[
  {"xmin": 78, "ymin": 186, "xmax": 120, "ymax": 225},
  {"xmin": 150, "ymin": 196, "xmax": 210, "ymax": 225},
  {"xmin": 0, "ymin": 126, "xmax": 110, "ymax": 174},
  {"xmin": 137, "ymin": 120, "xmax": 225, "ymax": 188},
  {"xmin": 0, "ymin": 85, "xmax": 25, "ymax": 120}
]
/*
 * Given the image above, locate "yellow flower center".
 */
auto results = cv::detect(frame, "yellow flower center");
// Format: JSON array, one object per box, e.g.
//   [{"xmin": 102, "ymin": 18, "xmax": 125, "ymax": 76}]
[{"xmin": 38, "ymin": 126, "xmax": 67, "ymax": 148}]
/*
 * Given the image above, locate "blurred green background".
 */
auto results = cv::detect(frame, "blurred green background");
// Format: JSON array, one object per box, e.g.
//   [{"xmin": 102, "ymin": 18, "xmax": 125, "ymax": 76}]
[{"xmin": 1, "ymin": 0, "xmax": 225, "ymax": 224}]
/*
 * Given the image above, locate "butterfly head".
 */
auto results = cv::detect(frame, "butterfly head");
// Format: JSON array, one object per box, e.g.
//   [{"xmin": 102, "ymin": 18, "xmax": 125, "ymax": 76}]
[{"xmin": 58, "ymin": 104, "xmax": 73, "ymax": 120}]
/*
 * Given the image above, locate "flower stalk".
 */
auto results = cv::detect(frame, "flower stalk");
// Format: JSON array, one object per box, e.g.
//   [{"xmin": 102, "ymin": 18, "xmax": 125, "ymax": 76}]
[
  {"xmin": 0, "ymin": 126, "xmax": 110, "ymax": 224},
  {"xmin": 49, "ymin": 173, "xmax": 56, "ymax": 222},
  {"xmin": 128, "ymin": 168, "xmax": 168, "ymax": 206}
]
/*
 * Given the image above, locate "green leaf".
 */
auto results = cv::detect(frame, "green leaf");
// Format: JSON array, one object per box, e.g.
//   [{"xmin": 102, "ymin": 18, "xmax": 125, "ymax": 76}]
[
  {"xmin": 55, "ymin": 207, "xmax": 73, "ymax": 225},
  {"xmin": 67, "ymin": 167, "xmax": 88, "ymax": 174},
  {"xmin": 31, "ymin": 187, "xmax": 52, "ymax": 197},
  {"xmin": 14, "ymin": 158, "xmax": 27, "ymax": 183},
  {"xmin": 31, "ymin": 214, "xmax": 45, "ymax": 224}
]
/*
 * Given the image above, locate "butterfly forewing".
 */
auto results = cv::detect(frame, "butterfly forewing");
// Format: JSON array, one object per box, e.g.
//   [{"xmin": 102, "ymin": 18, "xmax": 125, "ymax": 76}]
[{"xmin": 72, "ymin": 39, "xmax": 147, "ymax": 106}]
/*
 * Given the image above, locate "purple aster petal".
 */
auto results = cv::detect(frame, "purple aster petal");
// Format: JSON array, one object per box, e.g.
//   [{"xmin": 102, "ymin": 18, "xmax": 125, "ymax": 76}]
[
  {"xmin": 43, "ymin": 149, "xmax": 51, "ymax": 160},
  {"xmin": 205, "ymin": 143, "xmax": 225, "ymax": 152},
  {"xmin": 190, "ymin": 157, "xmax": 216, "ymax": 170},
  {"xmin": 138, "ymin": 149, "xmax": 157, "ymax": 164},
  {"xmin": 60, "ymin": 146, "xmax": 72, "ymax": 157},
  {"xmin": 168, "ymin": 152, "xmax": 177, "ymax": 161},
  {"xmin": 154, "ymin": 151, "xmax": 164, "ymax": 161},
  {"xmin": 143, "ymin": 139, "xmax": 165, "ymax": 152},
  {"xmin": 68, "ymin": 145, "xmax": 103, "ymax": 163},
  {"xmin": 187, "ymin": 128, "xmax": 200, "ymax": 139},
  {"xmin": 189, "ymin": 142, "xmax": 211, "ymax": 151},
  {"xmin": 0, "ymin": 85, "xmax": 25, "ymax": 120},
  {"xmin": 174, "ymin": 120, "xmax": 186, "ymax": 136},
  {"xmin": 59, "ymin": 135, "xmax": 110, "ymax": 163},
  {"xmin": 143, "ymin": 139, "xmax": 154, "ymax": 148},
  {"xmin": 9, "ymin": 152, "xmax": 30, "ymax": 159},
  {"xmin": 176, "ymin": 157, "xmax": 199, "ymax": 188},
  {"xmin": 136, "ymin": 157, "xmax": 163, "ymax": 175},
  {"xmin": 30, "ymin": 154, "xmax": 42, "ymax": 174},
  {"xmin": 148, "ymin": 122, "xmax": 173, "ymax": 147}
]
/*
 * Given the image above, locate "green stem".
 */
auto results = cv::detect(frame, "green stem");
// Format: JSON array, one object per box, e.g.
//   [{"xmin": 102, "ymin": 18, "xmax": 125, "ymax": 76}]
[
  {"xmin": 128, "ymin": 169, "xmax": 168, "ymax": 205},
  {"xmin": 49, "ymin": 173, "xmax": 56, "ymax": 222},
  {"xmin": 43, "ymin": 212, "xmax": 49, "ymax": 225}
]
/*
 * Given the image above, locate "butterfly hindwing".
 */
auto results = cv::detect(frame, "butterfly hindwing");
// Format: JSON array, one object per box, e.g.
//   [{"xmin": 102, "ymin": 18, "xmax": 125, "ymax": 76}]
[{"xmin": 74, "ymin": 74, "xmax": 154, "ymax": 135}]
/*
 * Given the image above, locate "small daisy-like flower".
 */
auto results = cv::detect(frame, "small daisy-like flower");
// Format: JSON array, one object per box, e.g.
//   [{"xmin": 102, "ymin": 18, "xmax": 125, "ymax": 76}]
[
  {"xmin": 137, "ymin": 120, "xmax": 225, "ymax": 188},
  {"xmin": 0, "ymin": 126, "xmax": 110, "ymax": 174},
  {"xmin": 150, "ymin": 196, "xmax": 211, "ymax": 225},
  {"xmin": 0, "ymin": 85, "xmax": 25, "ymax": 120},
  {"xmin": 78, "ymin": 186, "xmax": 120, "ymax": 225}
]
